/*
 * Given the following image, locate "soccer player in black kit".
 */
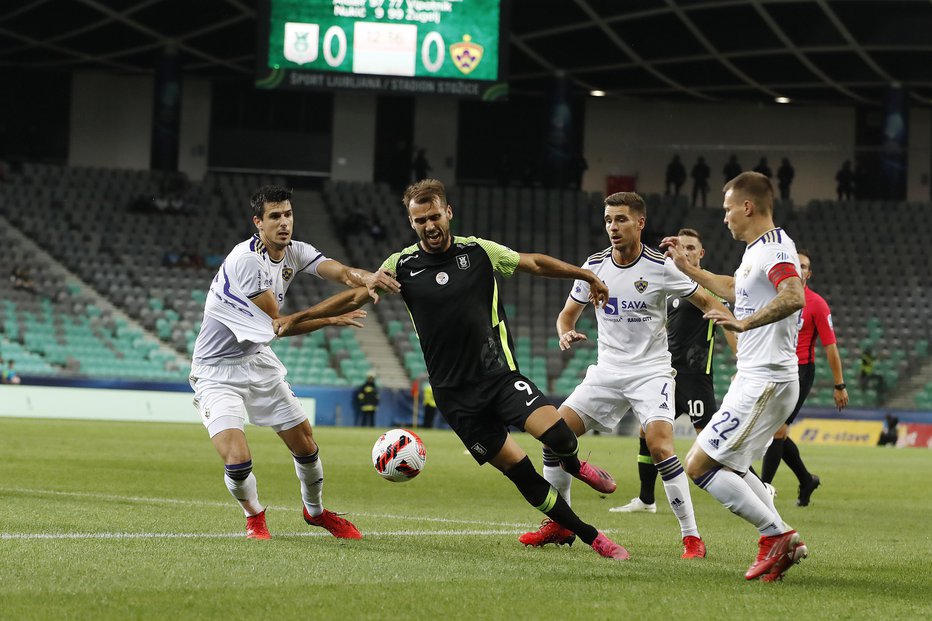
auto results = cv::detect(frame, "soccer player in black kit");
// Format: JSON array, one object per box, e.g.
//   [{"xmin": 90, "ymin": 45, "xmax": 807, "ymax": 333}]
[
  {"xmin": 612, "ymin": 228, "xmax": 737, "ymax": 513},
  {"xmin": 274, "ymin": 179, "xmax": 630, "ymax": 560}
]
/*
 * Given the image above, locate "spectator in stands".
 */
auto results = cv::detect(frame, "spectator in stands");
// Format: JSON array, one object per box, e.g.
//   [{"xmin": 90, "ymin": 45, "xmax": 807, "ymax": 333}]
[
  {"xmin": 723, "ymin": 154, "xmax": 742, "ymax": 184},
  {"xmin": 355, "ymin": 375, "xmax": 379, "ymax": 427},
  {"xmin": 422, "ymin": 382, "xmax": 437, "ymax": 429},
  {"xmin": 571, "ymin": 154, "xmax": 589, "ymax": 190},
  {"xmin": 665, "ymin": 155, "xmax": 687, "ymax": 198},
  {"xmin": 859, "ymin": 348, "xmax": 884, "ymax": 400},
  {"xmin": 777, "ymin": 158, "xmax": 795, "ymax": 200},
  {"xmin": 753, "ymin": 157, "xmax": 772, "ymax": 179},
  {"xmin": 10, "ymin": 267, "xmax": 36, "ymax": 294},
  {"xmin": 690, "ymin": 156, "xmax": 710, "ymax": 208},
  {"xmin": 187, "ymin": 184, "xmax": 400, "ymax": 541},
  {"xmin": 760, "ymin": 249, "xmax": 847, "ymax": 507},
  {"xmin": 3, "ymin": 359, "xmax": 21, "ymax": 384},
  {"xmin": 368, "ymin": 214, "xmax": 386, "ymax": 241},
  {"xmin": 412, "ymin": 149, "xmax": 432, "ymax": 182},
  {"xmin": 836, "ymin": 161, "xmax": 854, "ymax": 201}
]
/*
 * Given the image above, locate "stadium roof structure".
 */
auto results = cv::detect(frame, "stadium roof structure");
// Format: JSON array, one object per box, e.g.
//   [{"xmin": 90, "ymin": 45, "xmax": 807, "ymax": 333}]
[{"xmin": 1, "ymin": 0, "xmax": 930, "ymax": 106}]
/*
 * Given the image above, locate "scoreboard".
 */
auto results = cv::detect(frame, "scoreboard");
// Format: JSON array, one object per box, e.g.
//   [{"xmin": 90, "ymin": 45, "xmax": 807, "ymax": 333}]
[{"xmin": 257, "ymin": 0, "xmax": 508, "ymax": 99}]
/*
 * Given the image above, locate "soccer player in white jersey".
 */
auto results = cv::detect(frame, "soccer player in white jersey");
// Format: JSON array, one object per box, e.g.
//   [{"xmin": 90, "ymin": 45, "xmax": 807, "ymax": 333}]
[
  {"xmin": 519, "ymin": 191, "xmax": 732, "ymax": 559},
  {"xmin": 661, "ymin": 172, "xmax": 808, "ymax": 582},
  {"xmin": 190, "ymin": 185, "xmax": 399, "ymax": 540}
]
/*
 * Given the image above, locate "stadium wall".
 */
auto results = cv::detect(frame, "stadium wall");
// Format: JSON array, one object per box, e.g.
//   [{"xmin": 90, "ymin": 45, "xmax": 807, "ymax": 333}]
[
  {"xmin": 69, "ymin": 71, "xmax": 153, "ymax": 170},
  {"xmin": 583, "ymin": 98, "xmax": 856, "ymax": 204},
  {"xmin": 907, "ymin": 106, "xmax": 931, "ymax": 202},
  {"xmin": 178, "ymin": 76, "xmax": 211, "ymax": 181},
  {"xmin": 413, "ymin": 95, "xmax": 458, "ymax": 184},
  {"xmin": 331, "ymin": 91, "xmax": 377, "ymax": 182}
]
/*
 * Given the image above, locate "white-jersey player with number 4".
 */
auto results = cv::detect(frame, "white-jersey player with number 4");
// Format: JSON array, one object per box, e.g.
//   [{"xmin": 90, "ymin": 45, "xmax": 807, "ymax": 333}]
[
  {"xmin": 662, "ymin": 172, "xmax": 808, "ymax": 582},
  {"xmin": 520, "ymin": 191, "xmax": 732, "ymax": 560},
  {"xmin": 190, "ymin": 185, "xmax": 399, "ymax": 541}
]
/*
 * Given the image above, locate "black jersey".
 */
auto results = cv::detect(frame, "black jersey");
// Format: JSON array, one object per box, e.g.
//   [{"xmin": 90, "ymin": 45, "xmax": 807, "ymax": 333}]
[
  {"xmin": 666, "ymin": 292, "xmax": 722, "ymax": 375},
  {"xmin": 380, "ymin": 236, "xmax": 521, "ymax": 388}
]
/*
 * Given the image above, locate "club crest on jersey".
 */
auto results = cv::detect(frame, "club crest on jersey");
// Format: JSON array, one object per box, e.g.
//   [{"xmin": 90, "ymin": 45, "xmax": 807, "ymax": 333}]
[
  {"xmin": 456, "ymin": 254, "xmax": 470, "ymax": 270},
  {"xmin": 282, "ymin": 266, "xmax": 294, "ymax": 282},
  {"xmin": 634, "ymin": 278, "xmax": 648, "ymax": 293}
]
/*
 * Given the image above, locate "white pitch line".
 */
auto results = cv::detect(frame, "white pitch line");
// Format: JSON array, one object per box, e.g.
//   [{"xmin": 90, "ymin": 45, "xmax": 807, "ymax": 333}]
[
  {"xmin": 0, "ymin": 529, "xmax": 523, "ymax": 541},
  {"xmin": 0, "ymin": 487, "xmax": 530, "ymax": 528}
]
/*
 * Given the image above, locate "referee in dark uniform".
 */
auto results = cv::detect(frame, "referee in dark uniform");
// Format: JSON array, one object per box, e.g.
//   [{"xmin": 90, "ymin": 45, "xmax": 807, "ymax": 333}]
[
  {"xmin": 614, "ymin": 228, "xmax": 737, "ymax": 513},
  {"xmin": 275, "ymin": 179, "xmax": 630, "ymax": 560}
]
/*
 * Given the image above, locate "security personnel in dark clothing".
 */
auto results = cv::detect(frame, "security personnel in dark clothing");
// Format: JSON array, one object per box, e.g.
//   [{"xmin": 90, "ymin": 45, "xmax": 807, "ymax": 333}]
[{"xmin": 355, "ymin": 375, "xmax": 379, "ymax": 427}]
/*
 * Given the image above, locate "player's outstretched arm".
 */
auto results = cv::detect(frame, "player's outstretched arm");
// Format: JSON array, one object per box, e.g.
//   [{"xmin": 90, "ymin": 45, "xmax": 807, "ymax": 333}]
[
  {"xmin": 556, "ymin": 297, "xmax": 588, "ymax": 351},
  {"xmin": 317, "ymin": 260, "xmax": 400, "ymax": 304},
  {"xmin": 686, "ymin": 288, "xmax": 739, "ymax": 353},
  {"xmin": 661, "ymin": 236, "xmax": 735, "ymax": 302},
  {"xmin": 274, "ymin": 286, "xmax": 373, "ymax": 336},
  {"xmin": 517, "ymin": 253, "xmax": 608, "ymax": 308},
  {"xmin": 824, "ymin": 343, "xmax": 849, "ymax": 410}
]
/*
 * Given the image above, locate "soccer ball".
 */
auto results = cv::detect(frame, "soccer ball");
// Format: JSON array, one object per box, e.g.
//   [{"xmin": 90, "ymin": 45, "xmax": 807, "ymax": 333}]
[{"xmin": 372, "ymin": 428, "xmax": 426, "ymax": 482}]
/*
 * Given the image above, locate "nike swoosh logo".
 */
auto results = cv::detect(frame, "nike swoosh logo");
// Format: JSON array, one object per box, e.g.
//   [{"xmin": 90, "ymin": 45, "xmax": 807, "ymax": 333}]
[
  {"xmin": 410, "ymin": 269, "xmax": 426, "ymax": 276},
  {"xmin": 525, "ymin": 396, "xmax": 540, "ymax": 407}
]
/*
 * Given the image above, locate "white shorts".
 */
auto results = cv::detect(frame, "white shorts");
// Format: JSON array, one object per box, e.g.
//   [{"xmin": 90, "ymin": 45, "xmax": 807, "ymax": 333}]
[
  {"xmin": 562, "ymin": 364, "xmax": 676, "ymax": 433},
  {"xmin": 189, "ymin": 347, "xmax": 307, "ymax": 438},
  {"xmin": 696, "ymin": 373, "xmax": 799, "ymax": 472}
]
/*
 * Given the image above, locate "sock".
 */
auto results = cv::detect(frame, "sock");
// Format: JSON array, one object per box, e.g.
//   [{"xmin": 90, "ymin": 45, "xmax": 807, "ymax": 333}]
[
  {"xmin": 542, "ymin": 447, "xmax": 572, "ymax": 506},
  {"xmin": 293, "ymin": 449, "xmax": 324, "ymax": 518},
  {"xmin": 637, "ymin": 437, "xmax": 657, "ymax": 504},
  {"xmin": 742, "ymin": 470, "xmax": 788, "ymax": 532},
  {"xmin": 694, "ymin": 467, "xmax": 784, "ymax": 536},
  {"xmin": 656, "ymin": 455, "xmax": 699, "ymax": 538},
  {"xmin": 538, "ymin": 419, "xmax": 580, "ymax": 475},
  {"xmin": 224, "ymin": 460, "xmax": 263, "ymax": 516},
  {"xmin": 505, "ymin": 456, "xmax": 598, "ymax": 545},
  {"xmin": 781, "ymin": 437, "xmax": 812, "ymax": 485},
  {"xmin": 760, "ymin": 437, "xmax": 785, "ymax": 483}
]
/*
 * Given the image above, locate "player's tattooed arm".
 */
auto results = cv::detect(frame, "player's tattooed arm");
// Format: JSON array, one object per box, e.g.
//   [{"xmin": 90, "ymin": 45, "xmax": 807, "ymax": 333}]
[
  {"xmin": 661, "ymin": 236, "xmax": 735, "ymax": 302},
  {"xmin": 517, "ymin": 253, "xmax": 609, "ymax": 308},
  {"xmin": 274, "ymin": 286, "xmax": 373, "ymax": 336},
  {"xmin": 705, "ymin": 276, "xmax": 804, "ymax": 333}
]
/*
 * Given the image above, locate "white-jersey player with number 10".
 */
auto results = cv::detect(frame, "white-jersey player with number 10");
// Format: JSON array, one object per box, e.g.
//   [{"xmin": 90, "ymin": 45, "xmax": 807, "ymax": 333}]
[
  {"xmin": 519, "ymin": 191, "xmax": 733, "ymax": 560},
  {"xmin": 662, "ymin": 171, "xmax": 809, "ymax": 583},
  {"xmin": 189, "ymin": 185, "xmax": 399, "ymax": 541}
]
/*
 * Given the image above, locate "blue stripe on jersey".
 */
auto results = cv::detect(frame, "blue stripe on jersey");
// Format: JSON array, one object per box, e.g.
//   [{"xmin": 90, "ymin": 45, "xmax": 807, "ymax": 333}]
[
  {"xmin": 642, "ymin": 254, "xmax": 666, "ymax": 266},
  {"xmin": 221, "ymin": 263, "xmax": 249, "ymax": 307},
  {"xmin": 300, "ymin": 253, "xmax": 324, "ymax": 273},
  {"xmin": 570, "ymin": 294, "xmax": 589, "ymax": 304},
  {"xmin": 587, "ymin": 248, "xmax": 611, "ymax": 262}
]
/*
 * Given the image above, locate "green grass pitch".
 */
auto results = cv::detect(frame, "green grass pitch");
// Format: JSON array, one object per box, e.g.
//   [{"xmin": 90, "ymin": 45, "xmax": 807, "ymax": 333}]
[{"xmin": 1, "ymin": 417, "xmax": 930, "ymax": 620}]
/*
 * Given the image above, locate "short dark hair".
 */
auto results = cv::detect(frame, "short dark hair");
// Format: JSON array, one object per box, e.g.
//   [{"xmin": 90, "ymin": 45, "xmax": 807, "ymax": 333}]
[
  {"xmin": 251, "ymin": 185, "xmax": 293, "ymax": 219},
  {"xmin": 402, "ymin": 178, "xmax": 447, "ymax": 209},
  {"xmin": 797, "ymin": 248, "xmax": 811, "ymax": 264},
  {"xmin": 604, "ymin": 191, "xmax": 646, "ymax": 218},
  {"xmin": 678, "ymin": 228, "xmax": 702, "ymax": 243},
  {"xmin": 723, "ymin": 171, "xmax": 773, "ymax": 214}
]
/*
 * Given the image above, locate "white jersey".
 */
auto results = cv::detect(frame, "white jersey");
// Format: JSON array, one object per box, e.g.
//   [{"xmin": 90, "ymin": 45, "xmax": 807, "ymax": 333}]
[
  {"xmin": 733, "ymin": 228, "xmax": 800, "ymax": 381},
  {"xmin": 192, "ymin": 235, "xmax": 328, "ymax": 364},
  {"xmin": 570, "ymin": 245, "xmax": 698, "ymax": 372}
]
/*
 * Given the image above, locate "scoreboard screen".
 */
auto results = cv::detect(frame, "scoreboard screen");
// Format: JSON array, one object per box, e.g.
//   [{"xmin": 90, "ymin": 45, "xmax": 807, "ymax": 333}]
[{"xmin": 257, "ymin": 0, "xmax": 508, "ymax": 99}]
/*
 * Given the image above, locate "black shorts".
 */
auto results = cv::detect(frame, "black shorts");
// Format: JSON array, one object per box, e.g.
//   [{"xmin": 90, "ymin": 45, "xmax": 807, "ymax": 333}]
[
  {"xmin": 432, "ymin": 371, "xmax": 549, "ymax": 465},
  {"xmin": 674, "ymin": 372, "xmax": 717, "ymax": 430},
  {"xmin": 786, "ymin": 363, "xmax": 815, "ymax": 425}
]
